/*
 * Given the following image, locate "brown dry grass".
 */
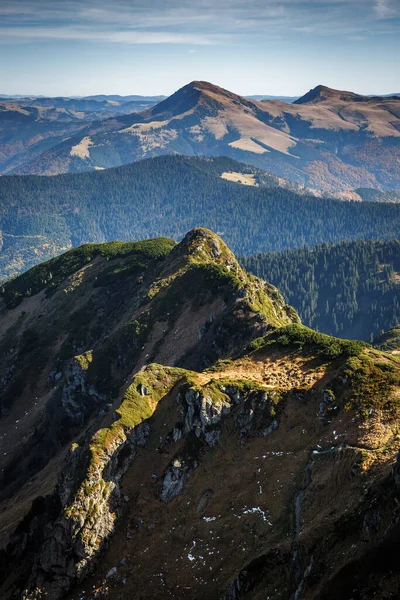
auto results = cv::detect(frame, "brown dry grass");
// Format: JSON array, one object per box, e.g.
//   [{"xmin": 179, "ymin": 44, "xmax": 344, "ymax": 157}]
[{"xmin": 199, "ymin": 349, "xmax": 328, "ymax": 391}]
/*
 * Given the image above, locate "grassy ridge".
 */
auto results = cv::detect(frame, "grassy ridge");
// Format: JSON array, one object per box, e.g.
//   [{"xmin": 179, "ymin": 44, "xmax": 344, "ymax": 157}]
[{"xmin": 0, "ymin": 237, "xmax": 176, "ymax": 308}]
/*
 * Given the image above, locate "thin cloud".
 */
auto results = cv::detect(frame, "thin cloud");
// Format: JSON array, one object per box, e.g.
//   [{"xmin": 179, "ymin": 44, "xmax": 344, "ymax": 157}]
[
  {"xmin": 374, "ymin": 0, "xmax": 397, "ymax": 17},
  {"xmin": 0, "ymin": 26, "xmax": 229, "ymax": 45},
  {"xmin": 0, "ymin": 0, "xmax": 398, "ymax": 45}
]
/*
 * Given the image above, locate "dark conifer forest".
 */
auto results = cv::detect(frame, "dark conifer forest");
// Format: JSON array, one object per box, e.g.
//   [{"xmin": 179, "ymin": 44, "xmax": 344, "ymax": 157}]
[{"xmin": 241, "ymin": 239, "xmax": 400, "ymax": 341}]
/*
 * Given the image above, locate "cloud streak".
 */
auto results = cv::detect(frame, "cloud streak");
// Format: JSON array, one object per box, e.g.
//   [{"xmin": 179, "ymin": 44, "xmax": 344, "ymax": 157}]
[
  {"xmin": 0, "ymin": 26, "xmax": 228, "ymax": 46},
  {"xmin": 0, "ymin": 0, "xmax": 398, "ymax": 45}
]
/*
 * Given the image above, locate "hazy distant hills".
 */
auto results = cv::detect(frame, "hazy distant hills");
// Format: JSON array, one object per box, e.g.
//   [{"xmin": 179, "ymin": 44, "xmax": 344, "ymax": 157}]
[
  {"xmin": 8, "ymin": 81, "xmax": 399, "ymax": 195},
  {"xmin": 0, "ymin": 93, "xmax": 166, "ymax": 103},
  {"xmin": 0, "ymin": 96, "xmax": 160, "ymax": 115},
  {"xmin": 82, "ymin": 93, "xmax": 167, "ymax": 103},
  {"xmin": 0, "ymin": 102, "xmax": 91, "ymax": 174},
  {"xmin": 247, "ymin": 94, "xmax": 299, "ymax": 101},
  {"xmin": 0, "ymin": 95, "xmax": 163, "ymax": 173}
]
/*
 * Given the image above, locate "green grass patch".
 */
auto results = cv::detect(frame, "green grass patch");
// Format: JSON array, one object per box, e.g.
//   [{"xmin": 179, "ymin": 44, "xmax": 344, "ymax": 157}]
[
  {"xmin": 246, "ymin": 284, "xmax": 290, "ymax": 327},
  {"xmin": 249, "ymin": 324, "xmax": 367, "ymax": 361},
  {"xmin": 90, "ymin": 364, "xmax": 188, "ymax": 462},
  {"xmin": 343, "ymin": 354, "xmax": 400, "ymax": 413}
]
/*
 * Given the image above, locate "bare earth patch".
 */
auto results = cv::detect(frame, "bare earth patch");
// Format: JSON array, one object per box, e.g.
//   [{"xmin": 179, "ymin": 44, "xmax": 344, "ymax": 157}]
[
  {"xmin": 220, "ymin": 172, "xmax": 258, "ymax": 186},
  {"xmin": 70, "ymin": 136, "xmax": 94, "ymax": 159}
]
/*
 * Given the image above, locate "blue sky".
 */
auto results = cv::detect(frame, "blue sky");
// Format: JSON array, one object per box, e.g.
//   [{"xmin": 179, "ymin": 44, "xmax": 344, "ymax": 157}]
[{"xmin": 0, "ymin": 0, "xmax": 399, "ymax": 96}]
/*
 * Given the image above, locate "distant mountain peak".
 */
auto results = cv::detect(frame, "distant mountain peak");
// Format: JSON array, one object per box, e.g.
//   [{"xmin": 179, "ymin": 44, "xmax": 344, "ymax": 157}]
[
  {"xmin": 149, "ymin": 80, "xmax": 248, "ymax": 118},
  {"xmin": 187, "ymin": 80, "xmax": 218, "ymax": 90},
  {"xmin": 294, "ymin": 84, "xmax": 360, "ymax": 104},
  {"xmin": 176, "ymin": 80, "xmax": 244, "ymax": 102},
  {"xmin": 184, "ymin": 80, "xmax": 230, "ymax": 92}
]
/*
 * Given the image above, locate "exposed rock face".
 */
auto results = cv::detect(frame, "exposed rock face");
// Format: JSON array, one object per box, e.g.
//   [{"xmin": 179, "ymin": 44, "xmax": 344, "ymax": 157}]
[
  {"xmin": 158, "ymin": 382, "xmax": 283, "ymax": 511},
  {"xmin": 161, "ymin": 457, "xmax": 195, "ymax": 503},
  {"xmin": 21, "ymin": 421, "xmax": 149, "ymax": 600},
  {"xmin": 61, "ymin": 357, "xmax": 104, "ymax": 423},
  {"xmin": 181, "ymin": 383, "xmax": 280, "ymax": 443},
  {"xmin": 182, "ymin": 387, "xmax": 230, "ymax": 446}
]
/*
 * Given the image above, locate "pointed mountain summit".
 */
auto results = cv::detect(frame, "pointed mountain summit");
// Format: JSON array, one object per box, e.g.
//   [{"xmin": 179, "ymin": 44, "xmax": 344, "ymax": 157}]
[
  {"xmin": 294, "ymin": 84, "xmax": 361, "ymax": 104},
  {"xmin": 144, "ymin": 80, "xmax": 256, "ymax": 120}
]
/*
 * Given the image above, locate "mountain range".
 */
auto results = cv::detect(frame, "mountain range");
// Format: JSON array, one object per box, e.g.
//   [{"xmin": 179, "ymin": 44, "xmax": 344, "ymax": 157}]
[
  {"xmin": 0, "ymin": 94, "xmax": 166, "ymax": 103},
  {"xmin": 1, "ymin": 228, "xmax": 400, "ymax": 600},
  {"xmin": 1, "ymin": 82, "xmax": 399, "ymax": 195},
  {"xmin": 0, "ymin": 97, "xmax": 160, "ymax": 115}
]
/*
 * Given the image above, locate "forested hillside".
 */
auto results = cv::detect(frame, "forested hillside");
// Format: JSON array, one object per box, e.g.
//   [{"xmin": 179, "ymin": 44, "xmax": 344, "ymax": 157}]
[
  {"xmin": 241, "ymin": 239, "xmax": 400, "ymax": 341},
  {"xmin": 1, "ymin": 155, "xmax": 400, "ymax": 283},
  {"xmin": 356, "ymin": 188, "xmax": 400, "ymax": 203}
]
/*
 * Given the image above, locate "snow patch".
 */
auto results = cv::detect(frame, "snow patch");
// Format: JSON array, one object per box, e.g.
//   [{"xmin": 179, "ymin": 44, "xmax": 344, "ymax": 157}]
[{"xmin": 243, "ymin": 507, "xmax": 272, "ymax": 525}]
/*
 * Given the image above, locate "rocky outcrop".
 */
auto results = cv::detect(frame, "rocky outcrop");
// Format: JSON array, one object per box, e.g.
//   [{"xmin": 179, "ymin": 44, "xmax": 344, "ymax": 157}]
[
  {"xmin": 61, "ymin": 356, "xmax": 104, "ymax": 423},
  {"xmin": 21, "ymin": 420, "xmax": 149, "ymax": 600},
  {"xmin": 178, "ymin": 383, "xmax": 281, "ymax": 447},
  {"xmin": 161, "ymin": 457, "xmax": 195, "ymax": 503},
  {"xmin": 159, "ymin": 382, "xmax": 282, "ymax": 506},
  {"xmin": 182, "ymin": 387, "xmax": 231, "ymax": 447},
  {"xmin": 233, "ymin": 390, "xmax": 281, "ymax": 438}
]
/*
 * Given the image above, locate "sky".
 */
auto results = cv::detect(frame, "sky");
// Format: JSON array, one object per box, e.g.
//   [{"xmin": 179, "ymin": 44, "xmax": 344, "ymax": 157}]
[{"xmin": 0, "ymin": 0, "xmax": 399, "ymax": 97}]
